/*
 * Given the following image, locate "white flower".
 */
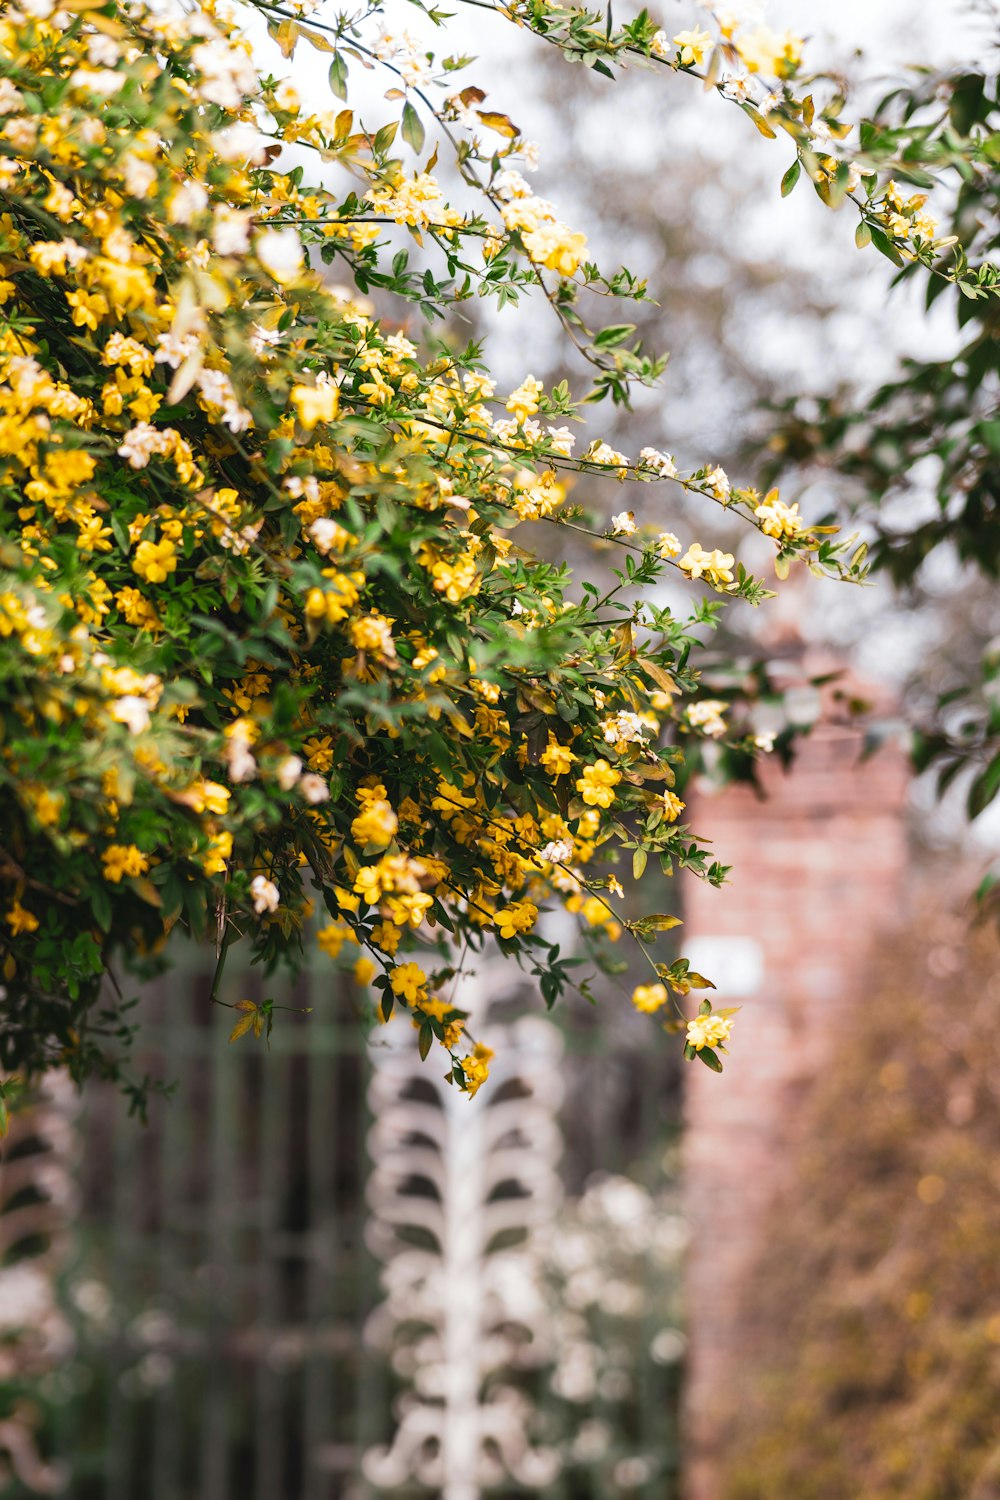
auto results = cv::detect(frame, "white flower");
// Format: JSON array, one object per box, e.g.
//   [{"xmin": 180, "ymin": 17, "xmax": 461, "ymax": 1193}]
[
  {"xmin": 462, "ymin": 370, "xmax": 495, "ymax": 399},
  {"xmin": 255, "ymin": 228, "xmax": 304, "ymax": 285},
  {"xmin": 0, "ymin": 80, "xmax": 24, "ymax": 114},
  {"xmin": 167, "ymin": 180, "xmax": 206, "ymax": 223},
  {"xmin": 299, "ymin": 773, "xmax": 329, "ymax": 804},
  {"xmin": 308, "ymin": 517, "xmax": 348, "ymax": 555},
  {"xmin": 190, "ymin": 37, "xmax": 257, "ymax": 110},
  {"xmin": 687, "ymin": 700, "xmax": 728, "ymax": 737},
  {"xmin": 122, "ymin": 155, "xmax": 157, "ymax": 199},
  {"xmin": 250, "ymin": 875, "xmax": 280, "ymax": 914},
  {"xmin": 540, "ymin": 839, "xmax": 574, "ymax": 865},
  {"xmin": 87, "ymin": 32, "xmax": 120, "ymax": 65},
  {"xmin": 705, "ymin": 465, "xmax": 731, "ymax": 500},
  {"xmin": 276, "ymin": 755, "xmax": 302, "ymax": 790},
  {"xmin": 225, "ymin": 724, "xmax": 257, "ymax": 783},
  {"xmin": 211, "ymin": 123, "xmax": 269, "ymax": 165},
  {"xmin": 657, "ymin": 531, "xmax": 681, "ymax": 558},
  {"xmin": 602, "ymin": 710, "xmax": 656, "ymax": 746},
  {"xmin": 721, "ymin": 74, "xmax": 749, "ymax": 101},
  {"xmin": 586, "ymin": 441, "xmax": 629, "ymax": 473},
  {"xmin": 219, "ymin": 519, "xmax": 262, "ymax": 554},
  {"xmin": 491, "ymin": 418, "xmax": 520, "ymax": 445},
  {"xmin": 154, "ymin": 330, "xmax": 201, "ymax": 370},
  {"xmin": 445, "ymin": 92, "xmax": 480, "ymax": 130},
  {"xmin": 611, "ymin": 511, "xmax": 637, "ymax": 536},
  {"xmin": 118, "ymin": 422, "xmax": 171, "ymax": 468},
  {"xmin": 638, "ymin": 446, "xmax": 677, "ymax": 479},
  {"xmin": 249, "ymin": 324, "xmax": 281, "ymax": 358},
  {"xmin": 547, "ymin": 425, "xmax": 575, "ymax": 456},
  {"xmin": 109, "ymin": 696, "xmax": 151, "ymax": 734},
  {"xmin": 69, "ymin": 68, "xmax": 124, "ymax": 97},
  {"xmin": 212, "ymin": 206, "xmax": 251, "ymax": 255},
  {"xmin": 493, "ymin": 168, "xmax": 532, "ymax": 201},
  {"xmin": 273, "ymin": 80, "xmax": 300, "ymax": 113}
]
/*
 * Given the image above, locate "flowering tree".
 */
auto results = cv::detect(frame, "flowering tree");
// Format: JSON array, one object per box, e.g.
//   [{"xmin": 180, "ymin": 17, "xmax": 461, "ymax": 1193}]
[
  {"xmin": 0, "ymin": 0, "xmax": 992, "ymax": 1107},
  {"xmin": 763, "ymin": 60, "xmax": 1000, "ymax": 852}
]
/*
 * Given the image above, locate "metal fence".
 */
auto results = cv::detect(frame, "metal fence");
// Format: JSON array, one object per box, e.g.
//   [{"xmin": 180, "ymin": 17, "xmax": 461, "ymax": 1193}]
[{"xmin": 12, "ymin": 941, "xmax": 684, "ymax": 1500}]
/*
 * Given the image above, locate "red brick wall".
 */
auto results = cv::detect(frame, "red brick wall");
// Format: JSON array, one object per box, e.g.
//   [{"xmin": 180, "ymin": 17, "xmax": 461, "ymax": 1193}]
[{"xmin": 680, "ymin": 713, "xmax": 910, "ymax": 1500}]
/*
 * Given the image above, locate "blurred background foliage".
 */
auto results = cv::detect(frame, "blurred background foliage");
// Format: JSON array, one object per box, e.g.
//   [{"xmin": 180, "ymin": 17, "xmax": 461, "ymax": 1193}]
[{"xmin": 719, "ymin": 901, "xmax": 1000, "ymax": 1500}]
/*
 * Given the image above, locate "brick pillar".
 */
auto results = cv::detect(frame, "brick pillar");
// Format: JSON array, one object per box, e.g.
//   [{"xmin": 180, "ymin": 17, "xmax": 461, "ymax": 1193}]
[{"xmin": 680, "ymin": 683, "xmax": 909, "ymax": 1500}]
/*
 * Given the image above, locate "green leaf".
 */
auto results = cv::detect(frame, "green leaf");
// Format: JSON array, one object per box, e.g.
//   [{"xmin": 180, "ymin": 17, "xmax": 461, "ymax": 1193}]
[
  {"xmin": 868, "ymin": 225, "xmax": 904, "ymax": 267},
  {"xmin": 401, "ymin": 100, "xmax": 425, "ymax": 154},
  {"xmin": 632, "ymin": 847, "xmax": 647, "ymax": 880},
  {"xmin": 968, "ymin": 751, "xmax": 1000, "ymax": 819},
  {"xmin": 697, "ymin": 1046, "xmax": 724, "ymax": 1072},
  {"xmin": 328, "ymin": 52, "xmax": 348, "ymax": 100},
  {"xmin": 686, "ymin": 971, "xmax": 716, "ymax": 990},
  {"xmin": 855, "ymin": 220, "xmax": 872, "ymax": 248},
  {"xmin": 593, "ymin": 323, "xmax": 637, "ymax": 350},
  {"xmin": 372, "ymin": 120, "xmax": 398, "ymax": 156},
  {"xmin": 418, "ymin": 1022, "xmax": 432, "ymax": 1061},
  {"xmin": 91, "ymin": 885, "xmax": 113, "ymax": 933},
  {"xmin": 780, "ymin": 159, "xmax": 801, "ymax": 197}
]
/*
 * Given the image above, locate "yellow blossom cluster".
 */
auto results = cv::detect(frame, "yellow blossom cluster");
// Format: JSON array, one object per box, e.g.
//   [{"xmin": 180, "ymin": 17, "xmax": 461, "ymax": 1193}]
[{"xmin": 0, "ymin": 0, "xmax": 900, "ymax": 1099}]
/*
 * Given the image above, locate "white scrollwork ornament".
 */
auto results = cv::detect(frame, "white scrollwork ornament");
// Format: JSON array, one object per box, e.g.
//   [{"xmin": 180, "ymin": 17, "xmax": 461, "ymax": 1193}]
[{"xmin": 362, "ymin": 965, "xmax": 565, "ymax": 1498}]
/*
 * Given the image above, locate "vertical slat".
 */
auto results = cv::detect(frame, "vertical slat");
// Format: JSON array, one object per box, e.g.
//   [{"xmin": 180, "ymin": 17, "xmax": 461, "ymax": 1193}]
[
  {"xmin": 352, "ymin": 1013, "xmax": 385, "ymax": 1484},
  {"xmin": 253, "ymin": 1029, "xmax": 288, "ymax": 1500},
  {"xmin": 150, "ymin": 986, "xmax": 189, "ymax": 1500},
  {"xmin": 104, "ymin": 1079, "xmax": 140, "ymax": 1500},
  {"xmin": 303, "ymin": 991, "xmax": 337, "ymax": 1500},
  {"xmin": 199, "ymin": 1001, "xmax": 237, "ymax": 1500}
]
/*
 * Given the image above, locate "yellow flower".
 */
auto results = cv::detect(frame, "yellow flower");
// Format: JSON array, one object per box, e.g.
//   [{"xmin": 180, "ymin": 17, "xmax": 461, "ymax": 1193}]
[
  {"xmin": 351, "ymin": 798, "xmax": 398, "ymax": 849},
  {"xmin": 5, "ymin": 901, "xmax": 39, "ymax": 935},
  {"xmin": 493, "ymin": 900, "xmax": 538, "ymax": 940},
  {"xmin": 384, "ymin": 891, "xmax": 434, "ymax": 929},
  {"xmin": 303, "ymin": 735, "xmax": 336, "ymax": 773},
  {"xmin": 353, "ymin": 955, "xmax": 376, "ymax": 985},
  {"xmin": 443, "ymin": 1017, "xmax": 465, "ymax": 1049},
  {"xmin": 370, "ymin": 920, "xmax": 402, "ymax": 955},
  {"xmin": 418, "ymin": 996, "xmax": 454, "ymax": 1022},
  {"xmin": 291, "ymin": 381, "xmax": 339, "ymax": 430},
  {"xmin": 132, "ymin": 538, "xmax": 177, "ymax": 584},
  {"xmin": 679, "ymin": 542, "xmax": 735, "ymax": 589},
  {"xmin": 505, "ymin": 375, "xmax": 543, "ymax": 422},
  {"xmin": 187, "ymin": 780, "xmax": 231, "ymax": 815},
  {"xmin": 632, "ymin": 983, "xmax": 668, "ymax": 1014},
  {"xmin": 736, "ymin": 25, "xmax": 803, "ymax": 77},
  {"xmin": 686, "ymin": 1012, "xmax": 735, "ymax": 1051},
  {"xmin": 389, "ymin": 962, "xmax": 427, "ymax": 1004},
  {"xmin": 576, "ymin": 759, "xmax": 621, "ymax": 809},
  {"xmin": 673, "ymin": 27, "xmax": 713, "ymax": 66},
  {"xmin": 461, "ymin": 1042, "xmax": 493, "ymax": 1096},
  {"xmin": 202, "ymin": 830, "xmax": 233, "ymax": 875},
  {"xmin": 539, "ymin": 737, "xmax": 574, "ymax": 777},
  {"xmin": 662, "ymin": 790, "xmax": 685, "ymax": 822},
  {"xmin": 317, "ymin": 921, "xmax": 356, "ymax": 958},
  {"xmin": 755, "ymin": 493, "xmax": 804, "ymax": 540},
  {"xmin": 333, "ymin": 885, "xmax": 361, "ymax": 916},
  {"xmin": 102, "ymin": 843, "xmax": 150, "ymax": 882}
]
